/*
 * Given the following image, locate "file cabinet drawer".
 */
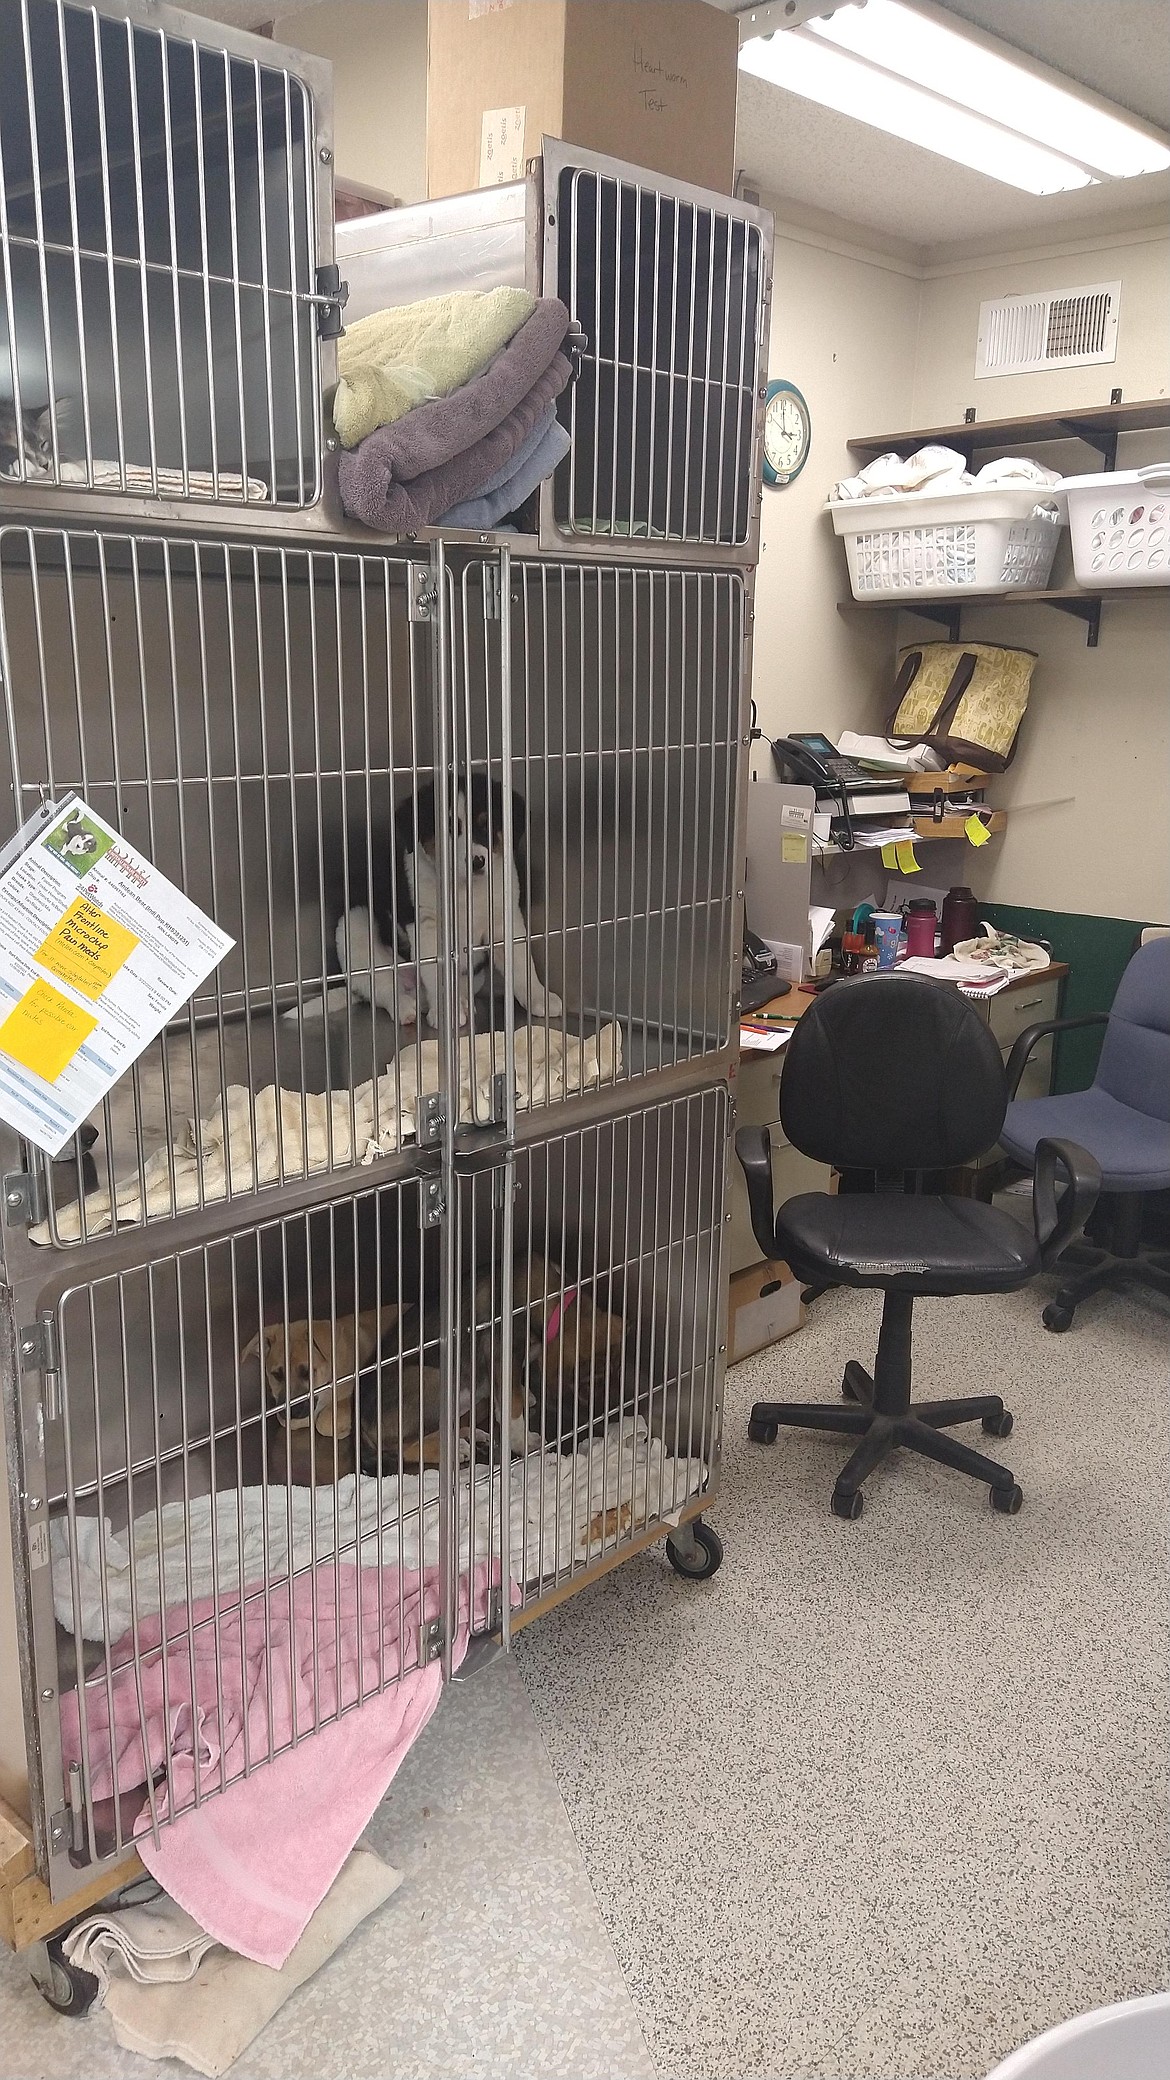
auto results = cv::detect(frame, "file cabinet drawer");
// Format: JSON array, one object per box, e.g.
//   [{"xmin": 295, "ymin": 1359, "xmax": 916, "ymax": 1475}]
[{"xmin": 987, "ymin": 977, "xmax": 1062, "ymax": 1050}]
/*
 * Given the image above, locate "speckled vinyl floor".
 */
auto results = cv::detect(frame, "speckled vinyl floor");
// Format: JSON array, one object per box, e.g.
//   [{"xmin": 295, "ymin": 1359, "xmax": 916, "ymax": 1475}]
[
  {"xmin": 516, "ymin": 1279, "xmax": 1170, "ymax": 2080},
  {"xmin": 1, "ymin": 1283, "xmax": 1165, "ymax": 2079}
]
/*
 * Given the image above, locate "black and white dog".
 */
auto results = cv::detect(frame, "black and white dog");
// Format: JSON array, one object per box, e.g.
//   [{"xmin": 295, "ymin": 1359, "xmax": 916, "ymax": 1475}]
[{"xmin": 316, "ymin": 777, "xmax": 560, "ymax": 1031}]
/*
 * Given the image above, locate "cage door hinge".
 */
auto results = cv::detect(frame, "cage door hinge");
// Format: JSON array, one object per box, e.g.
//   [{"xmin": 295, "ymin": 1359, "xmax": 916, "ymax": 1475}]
[
  {"xmin": 4, "ymin": 1168, "xmax": 46, "ymax": 1227},
  {"xmin": 418, "ymin": 1616, "xmax": 446, "ymax": 1664},
  {"xmin": 408, "ymin": 565, "xmax": 439, "ymax": 622},
  {"xmin": 312, "ymin": 264, "xmax": 349, "ymax": 339},
  {"xmin": 48, "ymin": 1806, "xmax": 69, "ymax": 1853},
  {"xmin": 482, "ymin": 564, "xmax": 502, "ymax": 621},
  {"xmin": 422, "ymin": 1178, "xmax": 446, "ymax": 1228},
  {"xmin": 20, "ymin": 1317, "xmax": 61, "ymax": 1421}
]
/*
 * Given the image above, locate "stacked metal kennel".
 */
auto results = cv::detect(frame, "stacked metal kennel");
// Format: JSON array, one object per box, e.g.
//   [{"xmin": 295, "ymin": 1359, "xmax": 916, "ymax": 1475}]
[{"xmin": 0, "ymin": 0, "xmax": 772, "ymax": 1946}]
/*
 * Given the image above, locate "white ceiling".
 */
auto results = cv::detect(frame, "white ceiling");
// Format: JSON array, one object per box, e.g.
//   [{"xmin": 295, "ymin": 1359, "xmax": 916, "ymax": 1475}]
[
  {"xmin": 186, "ymin": 0, "xmax": 1170, "ymax": 257},
  {"xmin": 719, "ymin": 0, "xmax": 1170, "ymax": 255}
]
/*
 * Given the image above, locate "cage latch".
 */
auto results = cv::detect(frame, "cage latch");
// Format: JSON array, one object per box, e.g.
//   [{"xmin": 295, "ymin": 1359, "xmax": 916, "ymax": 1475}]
[
  {"xmin": 482, "ymin": 565, "xmax": 502, "ymax": 621},
  {"xmin": 312, "ymin": 265, "xmax": 349, "ymax": 340},
  {"xmin": 418, "ymin": 1616, "xmax": 446, "ymax": 1664},
  {"xmin": 408, "ymin": 567, "xmax": 439, "ymax": 622},
  {"xmin": 422, "ymin": 1178, "xmax": 445, "ymax": 1229},
  {"xmin": 4, "ymin": 1168, "xmax": 45, "ymax": 1227}
]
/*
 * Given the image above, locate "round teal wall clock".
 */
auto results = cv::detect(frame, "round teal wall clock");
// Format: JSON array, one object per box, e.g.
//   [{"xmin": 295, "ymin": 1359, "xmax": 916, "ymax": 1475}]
[{"xmin": 762, "ymin": 379, "xmax": 812, "ymax": 487}]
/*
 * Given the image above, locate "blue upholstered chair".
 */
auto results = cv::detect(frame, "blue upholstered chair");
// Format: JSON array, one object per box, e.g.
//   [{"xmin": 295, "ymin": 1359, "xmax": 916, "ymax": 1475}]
[{"xmin": 999, "ymin": 935, "xmax": 1170, "ymax": 1331}]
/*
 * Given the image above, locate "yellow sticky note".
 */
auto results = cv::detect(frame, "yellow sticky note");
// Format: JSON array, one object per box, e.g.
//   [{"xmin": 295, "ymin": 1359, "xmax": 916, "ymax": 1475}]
[
  {"xmin": 880, "ymin": 842, "xmax": 899, "ymax": 869},
  {"xmin": 0, "ymin": 979, "xmax": 99, "ymax": 1082},
  {"xmin": 36, "ymin": 896, "xmax": 138, "ymax": 1001},
  {"xmin": 965, "ymin": 814, "xmax": 991, "ymax": 848},
  {"xmin": 781, "ymin": 833, "xmax": 808, "ymax": 864},
  {"xmin": 895, "ymin": 841, "xmax": 920, "ymax": 874}
]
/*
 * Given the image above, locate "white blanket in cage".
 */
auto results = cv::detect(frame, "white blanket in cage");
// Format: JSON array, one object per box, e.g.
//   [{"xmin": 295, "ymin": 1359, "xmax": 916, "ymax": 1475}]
[
  {"xmin": 50, "ymin": 1416, "xmax": 704, "ymax": 1644},
  {"xmin": 32, "ymin": 1022, "xmax": 621, "ymax": 1244}
]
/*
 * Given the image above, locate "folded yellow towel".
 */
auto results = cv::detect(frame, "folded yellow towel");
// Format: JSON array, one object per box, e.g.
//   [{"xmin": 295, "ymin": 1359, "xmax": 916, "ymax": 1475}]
[{"xmin": 333, "ymin": 287, "xmax": 535, "ymax": 447}]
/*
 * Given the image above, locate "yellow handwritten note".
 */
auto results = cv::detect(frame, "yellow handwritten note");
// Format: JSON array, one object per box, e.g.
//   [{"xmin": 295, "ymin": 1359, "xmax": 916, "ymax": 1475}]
[
  {"xmin": 0, "ymin": 979, "xmax": 99, "ymax": 1083},
  {"xmin": 36, "ymin": 896, "xmax": 138, "ymax": 1001},
  {"xmin": 965, "ymin": 814, "xmax": 991, "ymax": 847},
  {"xmin": 895, "ymin": 841, "xmax": 920, "ymax": 874},
  {"xmin": 782, "ymin": 833, "xmax": 808, "ymax": 864},
  {"xmin": 880, "ymin": 842, "xmax": 899, "ymax": 869}
]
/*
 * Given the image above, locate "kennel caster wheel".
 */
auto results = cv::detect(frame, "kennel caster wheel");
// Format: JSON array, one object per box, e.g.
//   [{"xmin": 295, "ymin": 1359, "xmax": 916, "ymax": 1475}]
[
  {"xmin": 747, "ymin": 1416, "xmax": 778, "ymax": 1445},
  {"xmin": 981, "ymin": 1408, "xmax": 1014, "ymax": 1438},
  {"xmin": 30, "ymin": 1940, "xmax": 99, "ymax": 2018},
  {"xmin": 830, "ymin": 1487, "xmax": 863, "ymax": 1521},
  {"xmin": 666, "ymin": 1521, "xmax": 723, "ymax": 1580},
  {"xmin": 990, "ymin": 1482, "xmax": 1023, "ymax": 1515},
  {"xmin": 1043, "ymin": 1302, "xmax": 1074, "ymax": 1334}
]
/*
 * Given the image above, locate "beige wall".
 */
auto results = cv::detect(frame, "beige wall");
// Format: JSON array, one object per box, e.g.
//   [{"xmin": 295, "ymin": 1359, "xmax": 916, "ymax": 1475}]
[
  {"xmin": 906, "ymin": 230, "xmax": 1170, "ymax": 924},
  {"xmin": 275, "ymin": 0, "xmax": 428, "ymax": 206},
  {"xmin": 753, "ymin": 217, "xmax": 920, "ymax": 750}
]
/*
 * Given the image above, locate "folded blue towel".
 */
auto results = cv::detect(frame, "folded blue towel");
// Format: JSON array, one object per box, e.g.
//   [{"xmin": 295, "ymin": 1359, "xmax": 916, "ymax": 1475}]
[{"xmin": 437, "ymin": 416, "xmax": 571, "ymax": 530}]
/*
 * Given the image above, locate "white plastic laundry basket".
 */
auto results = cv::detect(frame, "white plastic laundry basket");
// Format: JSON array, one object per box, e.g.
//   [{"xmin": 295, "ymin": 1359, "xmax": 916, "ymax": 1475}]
[
  {"xmin": 986, "ymin": 1992, "xmax": 1170, "ymax": 2078},
  {"xmin": 1062, "ymin": 464, "xmax": 1170, "ymax": 586},
  {"xmin": 830, "ymin": 485, "xmax": 1063, "ymax": 600}
]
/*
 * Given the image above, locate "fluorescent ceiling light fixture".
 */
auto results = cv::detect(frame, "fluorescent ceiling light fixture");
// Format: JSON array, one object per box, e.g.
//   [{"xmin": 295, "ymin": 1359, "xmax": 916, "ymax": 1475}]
[
  {"xmin": 808, "ymin": 1, "xmax": 1170, "ymax": 180},
  {"xmin": 739, "ymin": 0, "xmax": 1170, "ymax": 196}
]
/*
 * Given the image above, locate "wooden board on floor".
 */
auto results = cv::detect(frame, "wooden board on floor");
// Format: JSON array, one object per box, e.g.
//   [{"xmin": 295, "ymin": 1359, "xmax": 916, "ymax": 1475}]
[{"xmin": 0, "ymin": 1795, "xmax": 142, "ymax": 1952}]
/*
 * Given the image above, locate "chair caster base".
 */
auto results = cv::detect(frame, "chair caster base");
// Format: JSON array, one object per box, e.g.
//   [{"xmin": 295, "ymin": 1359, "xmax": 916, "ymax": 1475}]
[
  {"xmin": 1043, "ymin": 1302, "xmax": 1074, "ymax": 1333},
  {"xmin": 747, "ymin": 1416, "xmax": 778, "ymax": 1445},
  {"xmin": 991, "ymin": 1482, "xmax": 1023, "ymax": 1514},
  {"xmin": 831, "ymin": 1487, "xmax": 864, "ymax": 1521},
  {"xmin": 982, "ymin": 1409, "xmax": 1014, "ymax": 1437}
]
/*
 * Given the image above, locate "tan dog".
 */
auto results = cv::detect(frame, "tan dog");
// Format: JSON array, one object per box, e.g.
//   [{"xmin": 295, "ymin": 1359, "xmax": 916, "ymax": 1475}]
[{"xmin": 243, "ymin": 1303, "xmax": 402, "ymax": 1440}]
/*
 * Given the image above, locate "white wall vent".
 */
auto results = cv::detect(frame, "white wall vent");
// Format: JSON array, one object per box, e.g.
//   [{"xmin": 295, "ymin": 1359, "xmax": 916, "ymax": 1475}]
[{"xmin": 975, "ymin": 282, "xmax": 1121, "ymax": 378}]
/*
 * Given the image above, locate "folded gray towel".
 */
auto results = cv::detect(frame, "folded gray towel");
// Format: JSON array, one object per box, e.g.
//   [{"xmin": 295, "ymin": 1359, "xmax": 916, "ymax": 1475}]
[
  {"xmin": 440, "ymin": 403, "xmax": 555, "ymax": 508},
  {"xmin": 341, "ymin": 298, "xmax": 570, "ymax": 486},
  {"xmin": 438, "ymin": 417, "xmax": 571, "ymax": 530},
  {"xmin": 339, "ymin": 351, "xmax": 571, "ymax": 533}
]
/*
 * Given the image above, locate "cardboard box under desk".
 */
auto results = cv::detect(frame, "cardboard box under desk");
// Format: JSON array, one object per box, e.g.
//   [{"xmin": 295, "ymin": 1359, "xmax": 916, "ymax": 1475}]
[
  {"xmin": 426, "ymin": 0, "xmax": 739, "ymax": 200},
  {"xmin": 728, "ymin": 1260, "xmax": 803, "ymax": 1364}
]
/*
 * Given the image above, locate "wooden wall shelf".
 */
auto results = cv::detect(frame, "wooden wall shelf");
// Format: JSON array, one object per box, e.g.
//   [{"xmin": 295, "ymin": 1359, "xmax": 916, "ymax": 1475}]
[
  {"xmin": 837, "ymin": 588, "xmax": 1105, "ymax": 646},
  {"xmin": 846, "ymin": 398, "xmax": 1170, "ymax": 471}
]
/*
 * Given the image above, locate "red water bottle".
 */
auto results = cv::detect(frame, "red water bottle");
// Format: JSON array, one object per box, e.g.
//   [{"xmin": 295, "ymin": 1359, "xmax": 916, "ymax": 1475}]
[{"xmin": 905, "ymin": 899, "xmax": 937, "ymax": 958}]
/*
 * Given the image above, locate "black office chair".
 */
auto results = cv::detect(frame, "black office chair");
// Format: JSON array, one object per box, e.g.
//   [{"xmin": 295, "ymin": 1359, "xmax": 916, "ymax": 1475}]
[{"xmin": 736, "ymin": 976, "xmax": 1101, "ymax": 1520}]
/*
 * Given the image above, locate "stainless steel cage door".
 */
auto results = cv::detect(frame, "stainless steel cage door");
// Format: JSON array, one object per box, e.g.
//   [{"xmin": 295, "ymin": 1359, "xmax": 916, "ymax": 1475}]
[{"xmin": 0, "ymin": 0, "xmax": 332, "ymax": 509}]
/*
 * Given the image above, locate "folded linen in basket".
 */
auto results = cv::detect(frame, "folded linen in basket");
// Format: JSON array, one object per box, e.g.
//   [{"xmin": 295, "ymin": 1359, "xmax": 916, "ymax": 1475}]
[
  {"xmin": 339, "ymin": 348, "xmax": 571, "ymax": 533},
  {"xmin": 71, "ymin": 1852, "xmax": 402, "ymax": 2078},
  {"xmin": 59, "ymin": 1559, "xmax": 489, "ymax": 1966},
  {"xmin": 30, "ymin": 1021, "xmax": 621, "ymax": 1243},
  {"xmin": 51, "ymin": 1415, "xmax": 701, "ymax": 1644},
  {"xmin": 436, "ymin": 413, "xmax": 571, "ymax": 529},
  {"xmin": 338, "ymin": 296, "xmax": 570, "ymax": 484},
  {"xmin": 332, "ymin": 286, "xmax": 535, "ymax": 446}
]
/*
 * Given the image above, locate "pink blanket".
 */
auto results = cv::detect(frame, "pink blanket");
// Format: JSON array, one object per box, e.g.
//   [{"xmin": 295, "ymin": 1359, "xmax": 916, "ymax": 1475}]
[{"xmin": 60, "ymin": 1561, "xmax": 491, "ymax": 1967}]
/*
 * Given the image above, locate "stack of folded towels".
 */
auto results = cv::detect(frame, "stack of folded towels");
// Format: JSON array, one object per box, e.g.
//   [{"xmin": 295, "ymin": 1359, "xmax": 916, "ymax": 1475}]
[{"xmin": 334, "ymin": 286, "xmax": 573, "ymax": 534}]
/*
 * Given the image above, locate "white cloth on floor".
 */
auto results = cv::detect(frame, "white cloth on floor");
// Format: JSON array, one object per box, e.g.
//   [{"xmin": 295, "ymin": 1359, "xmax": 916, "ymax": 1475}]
[
  {"xmin": 31, "ymin": 1022, "xmax": 621, "ymax": 1244},
  {"xmin": 63, "ymin": 1890, "xmax": 218, "ymax": 1997},
  {"xmin": 51, "ymin": 1415, "xmax": 705, "ymax": 1643},
  {"xmin": 75, "ymin": 1851, "xmax": 401, "ymax": 2078}
]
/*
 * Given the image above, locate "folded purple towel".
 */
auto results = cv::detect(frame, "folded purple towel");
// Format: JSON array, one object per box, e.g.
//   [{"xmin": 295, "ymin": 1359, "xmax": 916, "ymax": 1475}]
[
  {"xmin": 339, "ymin": 351, "xmax": 571, "ymax": 534},
  {"xmin": 343, "ymin": 298, "xmax": 571, "ymax": 486}
]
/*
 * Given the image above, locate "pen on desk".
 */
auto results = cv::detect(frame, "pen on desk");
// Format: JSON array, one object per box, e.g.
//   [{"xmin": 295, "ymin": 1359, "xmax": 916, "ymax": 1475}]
[{"xmin": 741, "ymin": 1012, "xmax": 799, "ymax": 1026}]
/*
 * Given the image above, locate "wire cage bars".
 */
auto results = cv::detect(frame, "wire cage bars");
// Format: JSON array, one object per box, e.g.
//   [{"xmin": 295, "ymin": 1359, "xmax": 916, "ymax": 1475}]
[
  {"xmin": 0, "ymin": 0, "xmax": 327, "ymax": 509},
  {"xmin": 30, "ymin": 1079, "xmax": 727, "ymax": 1889},
  {"xmin": 545, "ymin": 143, "xmax": 768, "ymax": 554}
]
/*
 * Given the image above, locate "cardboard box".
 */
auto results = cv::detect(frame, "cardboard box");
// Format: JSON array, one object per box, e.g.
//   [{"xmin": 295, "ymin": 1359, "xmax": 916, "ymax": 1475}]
[
  {"xmin": 427, "ymin": 0, "xmax": 740, "ymax": 201},
  {"xmin": 728, "ymin": 1259, "xmax": 803, "ymax": 1364}
]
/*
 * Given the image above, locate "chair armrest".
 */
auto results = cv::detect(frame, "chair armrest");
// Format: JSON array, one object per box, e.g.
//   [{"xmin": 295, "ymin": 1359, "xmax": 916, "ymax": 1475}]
[
  {"xmin": 1032, "ymin": 1136, "xmax": 1102, "ymax": 1270},
  {"xmin": 735, "ymin": 1127, "xmax": 780, "ymax": 1261},
  {"xmin": 1004, "ymin": 1013, "xmax": 1108, "ymax": 1100}
]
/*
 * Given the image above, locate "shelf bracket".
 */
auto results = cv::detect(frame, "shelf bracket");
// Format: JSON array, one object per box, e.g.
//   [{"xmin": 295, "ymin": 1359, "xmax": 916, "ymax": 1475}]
[
  {"xmin": 903, "ymin": 601, "xmax": 962, "ymax": 641},
  {"xmin": 1046, "ymin": 595, "xmax": 1101, "ymax": 647},
  {"xmin": 1059, "ymin": 420, "xmax": 1118, "ymax": 471}
]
